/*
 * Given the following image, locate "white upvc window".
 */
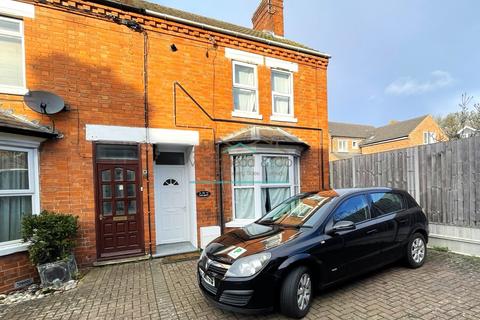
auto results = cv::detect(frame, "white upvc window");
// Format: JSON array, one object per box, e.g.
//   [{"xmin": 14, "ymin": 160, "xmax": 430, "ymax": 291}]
[
  {"xmin": 352, "ymin": 141, "xmax": 359, "ymax": 149},
  {"xmin": 0, "ymin": 143, "xmax": 40, "ymax": 256},
  {"xmin": 229, "ymin": 152, "xmax": 300, "ymax": 227},
  {"xmin": 271, "ymin": 69, "xmax": 294, "ymax": 120},
  {"xmin": 0, "ymin": 15, "xmax": 27, "ymax": 95},
  {"xmin": 232, "ymin": 61, "xmax": 260, "ymax": 119},
  {"xmin": 423, "ymin": 131, "xmax": 436, "ymax": 144},
  {"xmin": 338, "ymin": 140, "xmax": 348, "ymax": 152}
]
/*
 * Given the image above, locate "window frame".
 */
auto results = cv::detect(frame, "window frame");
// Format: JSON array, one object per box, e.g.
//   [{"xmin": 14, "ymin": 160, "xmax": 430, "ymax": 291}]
[
  {"xmin": 332, "ymin": 194, "xmax": 371, "ymax": 224},
  {"xmin": 229, "ymin": 152, "xmax": 299, "ymax": 227},
  {"xmin": 0, "ymin": 15, "xmax": 28, "ymax": 95},
  {"xmin": 367, "ymin": 192, "xmax": 405, "ymax": 219},
  {"xmin": 0, "ymin": 142, "xmax": 40, "ymax": 255},
  {"xmin": 271, "ymin": 69, "xmax": 294, "ymax": 118},
  {"xmin": 338, "ymin": 140, "xmax": 348, "ymax": 152},
  {"xmin": 352, "ymin": 141, "xmax": 359, "ymax": 149},
  {"xmin": 423, "ymin": 131, "xmax": 436, "ymax": 144},
  {"xmin": 231, "ymin": 60, "xmax": 260, "ymax": 118}
]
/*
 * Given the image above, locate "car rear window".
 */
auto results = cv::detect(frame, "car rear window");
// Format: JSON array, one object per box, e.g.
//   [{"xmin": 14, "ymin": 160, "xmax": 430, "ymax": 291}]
[{"xmin": 370, "ymin": 192, "xmax": 404, "ymax": 216}]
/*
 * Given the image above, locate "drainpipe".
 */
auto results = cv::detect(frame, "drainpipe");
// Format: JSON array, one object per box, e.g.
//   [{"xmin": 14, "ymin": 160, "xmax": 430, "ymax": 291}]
[{"xmin": 216, "ymin": 143, "xmax": 225, "ymax": 234}]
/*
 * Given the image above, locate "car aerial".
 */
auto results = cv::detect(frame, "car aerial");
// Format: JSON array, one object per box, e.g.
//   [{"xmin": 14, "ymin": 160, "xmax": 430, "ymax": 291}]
[{"xmin": 197, "ymin": 188, "xmax": 429, "ymax": 318}]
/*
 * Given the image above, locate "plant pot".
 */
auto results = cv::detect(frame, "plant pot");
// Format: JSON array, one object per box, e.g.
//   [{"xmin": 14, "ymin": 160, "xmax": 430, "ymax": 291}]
[{"xmin": 37, "ymin": 255, "xmax": 78, "ymax": 287}]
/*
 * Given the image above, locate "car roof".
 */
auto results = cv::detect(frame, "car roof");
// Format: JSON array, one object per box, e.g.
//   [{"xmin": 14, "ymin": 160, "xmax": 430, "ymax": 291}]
[{"xmin": 309, "ymin": 187, "xmax": 403, "ymax": 199}]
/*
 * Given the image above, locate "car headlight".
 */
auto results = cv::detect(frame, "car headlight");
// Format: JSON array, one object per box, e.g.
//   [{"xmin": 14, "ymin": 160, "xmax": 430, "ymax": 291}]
[{"xmin": 225, "ymin": 252, "xmax": 271, "ymax": 278}]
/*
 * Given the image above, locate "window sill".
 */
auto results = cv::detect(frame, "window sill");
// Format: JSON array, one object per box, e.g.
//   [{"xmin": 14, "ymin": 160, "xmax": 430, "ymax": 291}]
[
  {"xmin": 231, "ymin": 111, "xmax": 263, "ymax": 120},
  {"xmin": 225, "ymin": 219, "xmax": 256, "ymax": 228},
  {"xmin": 0, "ymin": 240, "xmax": 29, "ymax": 257},
  {"xmin": 270, "ymin": 115, "xmax": 298, "ymax": 123},
  {"xmin": 0, "ymin": 86, "xmax": 29, "ymax": 96}
]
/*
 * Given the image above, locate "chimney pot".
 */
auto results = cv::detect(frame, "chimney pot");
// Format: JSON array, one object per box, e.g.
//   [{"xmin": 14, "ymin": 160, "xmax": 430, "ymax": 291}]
[{"xmin": 252, "ymin": 0, "xmax": 284, "ymax": 37}]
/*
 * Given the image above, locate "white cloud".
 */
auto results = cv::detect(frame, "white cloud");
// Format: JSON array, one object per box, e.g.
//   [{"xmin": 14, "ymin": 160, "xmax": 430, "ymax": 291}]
[{"xmin": 385, "ymin": 70, "xmax": 454, "ymax": 96}]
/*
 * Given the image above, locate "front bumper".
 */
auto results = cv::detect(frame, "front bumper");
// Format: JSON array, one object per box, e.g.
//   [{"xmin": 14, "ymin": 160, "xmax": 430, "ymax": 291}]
[{"xmin": 197, "ymin": 262, "xmax": 278, "ymax": 313}]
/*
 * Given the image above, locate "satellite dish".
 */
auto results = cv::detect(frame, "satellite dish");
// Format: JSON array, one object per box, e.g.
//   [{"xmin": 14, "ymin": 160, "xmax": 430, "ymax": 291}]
[{"xmin": 25, "ymin": 91, "xmax": 65, "ymax": 115}]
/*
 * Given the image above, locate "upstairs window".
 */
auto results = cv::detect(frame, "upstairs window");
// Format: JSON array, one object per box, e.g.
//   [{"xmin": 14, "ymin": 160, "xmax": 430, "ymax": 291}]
[
  {"xmin": 352, "ymin": 141, "xmax": 359, "ymax": 149},
  {"xmin": 0, "ymin": 16, "xmax": 26, "ymax": 95},
  {"xmin": 232, "ymin": 61, "xmax": 258, "ymax": 115},
  {"xmin": 423, "ymin": 131, "xmax": 436, "ymax": 144},
  {"xmin": 271, "ymin": 70, "xmax": 293, "ymax": 117},
  {"xmin": 338, "ymin": 140, "xmax": 348, "ymax": 152}
]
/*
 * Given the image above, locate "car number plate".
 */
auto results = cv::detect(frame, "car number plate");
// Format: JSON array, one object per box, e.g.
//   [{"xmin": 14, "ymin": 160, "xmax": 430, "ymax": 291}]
[{"xmin": 200, "ymin": 269, "xmax": 215, "ymax": 287}]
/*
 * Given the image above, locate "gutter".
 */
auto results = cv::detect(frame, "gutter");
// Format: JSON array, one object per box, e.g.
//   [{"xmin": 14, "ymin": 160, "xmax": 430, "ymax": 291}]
[
  {"xmin": 360, "ymin": 136, "xmax": 408, "ymax": 147},
  {"xmin": 145, "ymin": 9, "xmax": 331, "ymax": 59}
]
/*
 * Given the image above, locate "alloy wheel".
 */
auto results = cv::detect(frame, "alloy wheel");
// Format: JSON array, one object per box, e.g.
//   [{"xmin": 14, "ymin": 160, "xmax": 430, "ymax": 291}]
[
  {"xmin": 296, "ymin": 273, "xmax": 311, "ymax": 310},
  {"xmin": 411, "ymin": 238, "xmax": 425, "ymax": 263}
]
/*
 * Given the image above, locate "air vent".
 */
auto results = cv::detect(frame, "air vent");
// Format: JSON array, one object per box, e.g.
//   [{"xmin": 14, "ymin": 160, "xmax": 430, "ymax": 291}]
[{"xmin": 14, "ymin": 278, "xmax": 33, "ymax": 289}]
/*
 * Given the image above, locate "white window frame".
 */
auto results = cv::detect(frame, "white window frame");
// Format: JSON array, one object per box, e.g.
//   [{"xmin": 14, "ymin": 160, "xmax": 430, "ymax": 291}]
[
  {"xmin": 0, "ymin": 15, "xmax": 28, "ymax": 95},
  {"xmin": 352, "ymin": 141, "xmax": 359, "ymax": 149},
  {"xmin": 338, "ymin": 140, "xmax": 348, "ymax": 152},
  {"xmin": 423, "ymin": 131, "xmax": 436, "ymax": 144},
  {"xmin": 231, "ymin": 61, "xmax": 261, "ymax": 120},
  {"xmin": 0, "ymin": 141, "xmax": 40, "ymax": 256},
  {"xmin": 228, "ymin": 150, "xmax": 300, "ymax": 228},
  {"xmin": 270, "ymin": 69, "xmax": 296, "ymax": 123}
]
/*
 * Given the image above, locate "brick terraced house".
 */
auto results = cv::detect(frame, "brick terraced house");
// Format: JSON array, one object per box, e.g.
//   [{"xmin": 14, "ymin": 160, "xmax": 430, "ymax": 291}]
[{"xmin": 0, "ymin": 0, "xmax": 330, "ymax": 292}]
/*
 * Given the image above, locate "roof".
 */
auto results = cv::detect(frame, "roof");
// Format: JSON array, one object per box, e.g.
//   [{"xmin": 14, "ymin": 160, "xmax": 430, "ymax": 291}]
[
  {"xmin": 361, "ymin": 115, "xmax": 429, "ymax": 146},
  {"xmin": 219, "ymin": 126, "xmax": 309, "ymax": 148},
  {"xmin": 329, "ymin": 122, "xmax": 375, "ymax": 138},
  {"xmin": 0, "ymin": 109, "xmax": 59, "ymax": 138},
  {"xmin": 100, "ymin": 0, "xmax": 329, "ymax": 58}
]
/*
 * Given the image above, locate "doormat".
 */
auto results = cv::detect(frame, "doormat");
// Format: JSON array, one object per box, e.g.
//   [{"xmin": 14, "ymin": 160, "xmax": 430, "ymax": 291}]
[{"xmin": 162, "ymin": 251, "xmax": 200, "ymax": 264}]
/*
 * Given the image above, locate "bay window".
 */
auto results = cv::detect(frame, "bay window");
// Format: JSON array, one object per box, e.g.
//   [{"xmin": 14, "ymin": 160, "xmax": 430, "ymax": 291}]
[
  {"xmin": 231, "ymin": 153, "xmax": 300, "ymax": 226},
  {"xmin": 232, "ymin": 61, "xmax": 260, "ymax": 118},
  {"xmin": 0, "ymin": 144, "xmax": 39, "ymax": 255}
]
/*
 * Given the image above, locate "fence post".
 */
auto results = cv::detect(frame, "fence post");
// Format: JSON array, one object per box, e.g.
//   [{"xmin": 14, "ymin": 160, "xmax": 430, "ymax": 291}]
[{"xmin": 352, "ymin": 157, "xmax": 356, "ymax": 188}]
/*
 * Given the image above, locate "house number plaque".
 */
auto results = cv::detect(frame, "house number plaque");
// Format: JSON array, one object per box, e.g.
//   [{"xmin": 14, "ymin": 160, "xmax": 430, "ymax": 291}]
[{"xmin": 197, "ymin": 191, "xmax": 211, "ymax": 198}]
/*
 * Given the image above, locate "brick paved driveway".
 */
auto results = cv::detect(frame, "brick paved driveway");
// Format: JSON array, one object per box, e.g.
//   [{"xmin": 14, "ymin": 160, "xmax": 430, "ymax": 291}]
[{"xmin": 1, "ymin": 250, "xmax": 480, "ymax": 320}]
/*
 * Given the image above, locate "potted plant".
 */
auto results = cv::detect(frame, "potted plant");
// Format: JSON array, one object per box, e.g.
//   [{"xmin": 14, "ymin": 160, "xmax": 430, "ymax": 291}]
[{"xmin": 22, "ymin": 210, "xmax": 79, "ymax": 287}]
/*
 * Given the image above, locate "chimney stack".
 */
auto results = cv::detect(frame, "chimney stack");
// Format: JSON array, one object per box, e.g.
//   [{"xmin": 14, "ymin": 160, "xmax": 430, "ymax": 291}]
[{"xmin": 252, "ymin": 0, "xmax": 284, "ymax": 37}]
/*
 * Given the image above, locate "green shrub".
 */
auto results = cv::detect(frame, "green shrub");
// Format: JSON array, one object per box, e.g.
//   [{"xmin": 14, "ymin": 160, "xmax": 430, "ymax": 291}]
[{"xmin": 22, "ymin": 210, "xmax": 79, "ymax": 265}]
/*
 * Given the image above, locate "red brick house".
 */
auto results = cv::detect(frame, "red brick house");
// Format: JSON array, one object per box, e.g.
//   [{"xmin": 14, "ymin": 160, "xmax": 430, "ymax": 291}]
[{"xmin": 0, "ymin": 0, "xmax": 330, "ymax": 293}]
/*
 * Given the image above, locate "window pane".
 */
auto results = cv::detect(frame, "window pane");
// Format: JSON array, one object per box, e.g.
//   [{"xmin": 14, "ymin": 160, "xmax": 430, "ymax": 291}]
[
  {"xmin": 261, "ymin": 187, "xmax": 290, "ymax": 215},
  {"xmin": 0, "ymin": 20, "xmax": 21, "ymax": 33},
  {"xmin": 155, "ymin": 152, "xmax": 185, "ymax": 165},
  {"xmin": 102, "ymin": 185, "xmax": 112, "ymax": 199},
  {"xmin": 102, "ymin": 201, "xmax": 112, "ymax": 216},
  {"xmin": 96, "ymin": 144, "xmax": 138, "ymax": 160},
  {"xmin": 234, "ymin": 64, "xmax": 255, "ymax": 86},
  {"xmin": 334, "ymin": 195, "xmax": 369, "ymax": 223},
  {"xmin": 115, "ymin": 184, "xmax": 124, "ymax": 198},
  {"xmin": 101, "ymin": 170, "xmax": 111, "ymax": 182},
  {"xmin": 233, "ymin": 88, "xmax": 256, "ymax": 112},
  {"xmin": 0, "ymin": 196, "xmax": 32, "ymax": 242},
  {"xmin": 116, "ymin": 201, "xmax": 125, "ymax": 215},
  {"xmin": 272, "ymin": 71, "xmax": 291, "ymax": 94},
  {"xmin": 0, "ymin": 35, "xmax": 23, "ymax": 87},
  {"xmin": 126, "ymin": 184, "xmax": 136, "ymax": 197},
  {"xmin": 370, "ymin": 193, "xmax": 404, "ymax": 216},
  {"xmin": 262, "ymin": 157, "xmax": 289, "ymax": 184},
  {"xmin": 234, "ymin": 188, "xmax": 254, "ymax": 219},
  {"xmin": 0, "ymin": 150, "xmax": 28, "ymax": 190},
  {"xmin": 273, "ymin": 95, "xmax": 290, "ymax": 114},
  {"xmin": 115, "ymin": 168, "xmax": 123, "ymax": 181},
  {"xmin": 233, "ymin": 155, "xmax": 254, "ymax": 186},
  {"xmin": 126, "ymin": 170, "xmax": 135, "ymax": 181},
  {"xmin": 128, "ymin": 200, "xmax": 136, "ymax": 214}
]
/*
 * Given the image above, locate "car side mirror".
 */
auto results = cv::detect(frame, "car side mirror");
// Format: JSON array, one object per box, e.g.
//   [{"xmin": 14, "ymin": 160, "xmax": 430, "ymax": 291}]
[{"xmin": 326, "ymin": 220, "xmax": 356, "ymax": 235}]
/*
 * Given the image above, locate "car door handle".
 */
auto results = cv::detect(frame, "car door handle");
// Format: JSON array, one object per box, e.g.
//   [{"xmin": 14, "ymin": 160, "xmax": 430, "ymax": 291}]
[{"xmin": 366, "ymin": 229, "xmax": 378, "ymax": 235}]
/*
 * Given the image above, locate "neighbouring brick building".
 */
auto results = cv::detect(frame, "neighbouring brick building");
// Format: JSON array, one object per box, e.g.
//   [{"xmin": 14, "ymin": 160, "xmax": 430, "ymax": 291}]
[
  {"xmin": 0, "ymin": 0, "xmax": 330, "ymax": 292},
  {"xmin": 329, "ymin": 115, "xmax": 446, "ymax": 161}
]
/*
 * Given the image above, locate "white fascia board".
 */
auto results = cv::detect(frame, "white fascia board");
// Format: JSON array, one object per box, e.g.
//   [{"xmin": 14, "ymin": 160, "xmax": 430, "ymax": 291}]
[
  {"xmin": 0, "ymin": 0, "xmax": 35, "ymax": 19},
  {"xmin": 225, "ymin": 47, "xmax": 264, "ymax": 65},
  {"xmin": 86, "ymin": 124, "xmax": 199, "ymax": 146},
  {"xmin": 265, "ymin": 57, "xmax": 298, "ymax": 72}
]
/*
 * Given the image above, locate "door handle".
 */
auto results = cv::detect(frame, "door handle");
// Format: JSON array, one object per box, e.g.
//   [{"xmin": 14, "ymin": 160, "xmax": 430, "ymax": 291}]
[{"xmin": 366, "ymin": 229, "xmax": 378, "ymax": 235}]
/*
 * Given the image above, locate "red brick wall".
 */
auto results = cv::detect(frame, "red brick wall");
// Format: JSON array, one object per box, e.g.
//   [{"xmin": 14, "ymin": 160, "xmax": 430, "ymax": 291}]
[
  {"xmin": 0, "ymin": 253, "xmax": 37, "ymax": 294},
  {"xmin": 0, "ymin": 0, "xmax": 329, "ymax": 292}
]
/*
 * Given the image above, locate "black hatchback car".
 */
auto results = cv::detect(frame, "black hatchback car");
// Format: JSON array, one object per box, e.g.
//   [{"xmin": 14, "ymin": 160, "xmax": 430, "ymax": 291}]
[{"xmin": 198, "ymin": 188, "xmax": 429, "ymax": 318}]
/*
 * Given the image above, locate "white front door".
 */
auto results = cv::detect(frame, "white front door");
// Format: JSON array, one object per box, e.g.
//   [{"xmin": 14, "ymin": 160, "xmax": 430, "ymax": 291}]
[{"xmin": 155, "ymin": 165, "xmax": 188, "ymax": 244}]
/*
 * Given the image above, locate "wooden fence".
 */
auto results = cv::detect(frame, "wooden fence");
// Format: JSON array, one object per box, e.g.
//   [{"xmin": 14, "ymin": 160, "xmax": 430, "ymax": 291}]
[{"xmin": 329, "ymin": 136, "xmax": 480, "ymax": 228}]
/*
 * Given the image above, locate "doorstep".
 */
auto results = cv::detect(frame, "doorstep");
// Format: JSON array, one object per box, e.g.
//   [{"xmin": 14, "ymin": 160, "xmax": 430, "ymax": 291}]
[
  {"xmin": 93, "ymin": 254, "xmax": 150, "ymax": 267},
  {"xmin": 153, "ymin": 241, "xmax": 199, "ymax": 258}
]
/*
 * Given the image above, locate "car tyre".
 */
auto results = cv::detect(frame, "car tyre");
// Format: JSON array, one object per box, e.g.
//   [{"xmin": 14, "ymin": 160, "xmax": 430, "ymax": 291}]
[
  {"xmin": 406, "ymin": 232, "xmax": 427, "ymax": 268},
  {"xmin": 279, "ymin": 266, "xmax": 312, "ymax": 319}
]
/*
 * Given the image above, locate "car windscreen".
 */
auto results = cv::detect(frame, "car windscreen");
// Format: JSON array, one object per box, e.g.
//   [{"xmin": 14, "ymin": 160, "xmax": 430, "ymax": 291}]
[{"xmin": 257, "ymin": 193, "xmax": 335, "ymax": 227}]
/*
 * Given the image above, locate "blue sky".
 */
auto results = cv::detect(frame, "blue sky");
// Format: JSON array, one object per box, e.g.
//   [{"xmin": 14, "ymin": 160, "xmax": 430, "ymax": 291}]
[{"xmin": 153, "ymin": 0, "xmax": 480, "ymax": 126}]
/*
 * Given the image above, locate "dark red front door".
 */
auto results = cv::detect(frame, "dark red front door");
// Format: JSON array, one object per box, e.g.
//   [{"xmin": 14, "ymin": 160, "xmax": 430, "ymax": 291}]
[{"xmin": 95, "ymin": 145, "xmax": 144, "ymax": 259}]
